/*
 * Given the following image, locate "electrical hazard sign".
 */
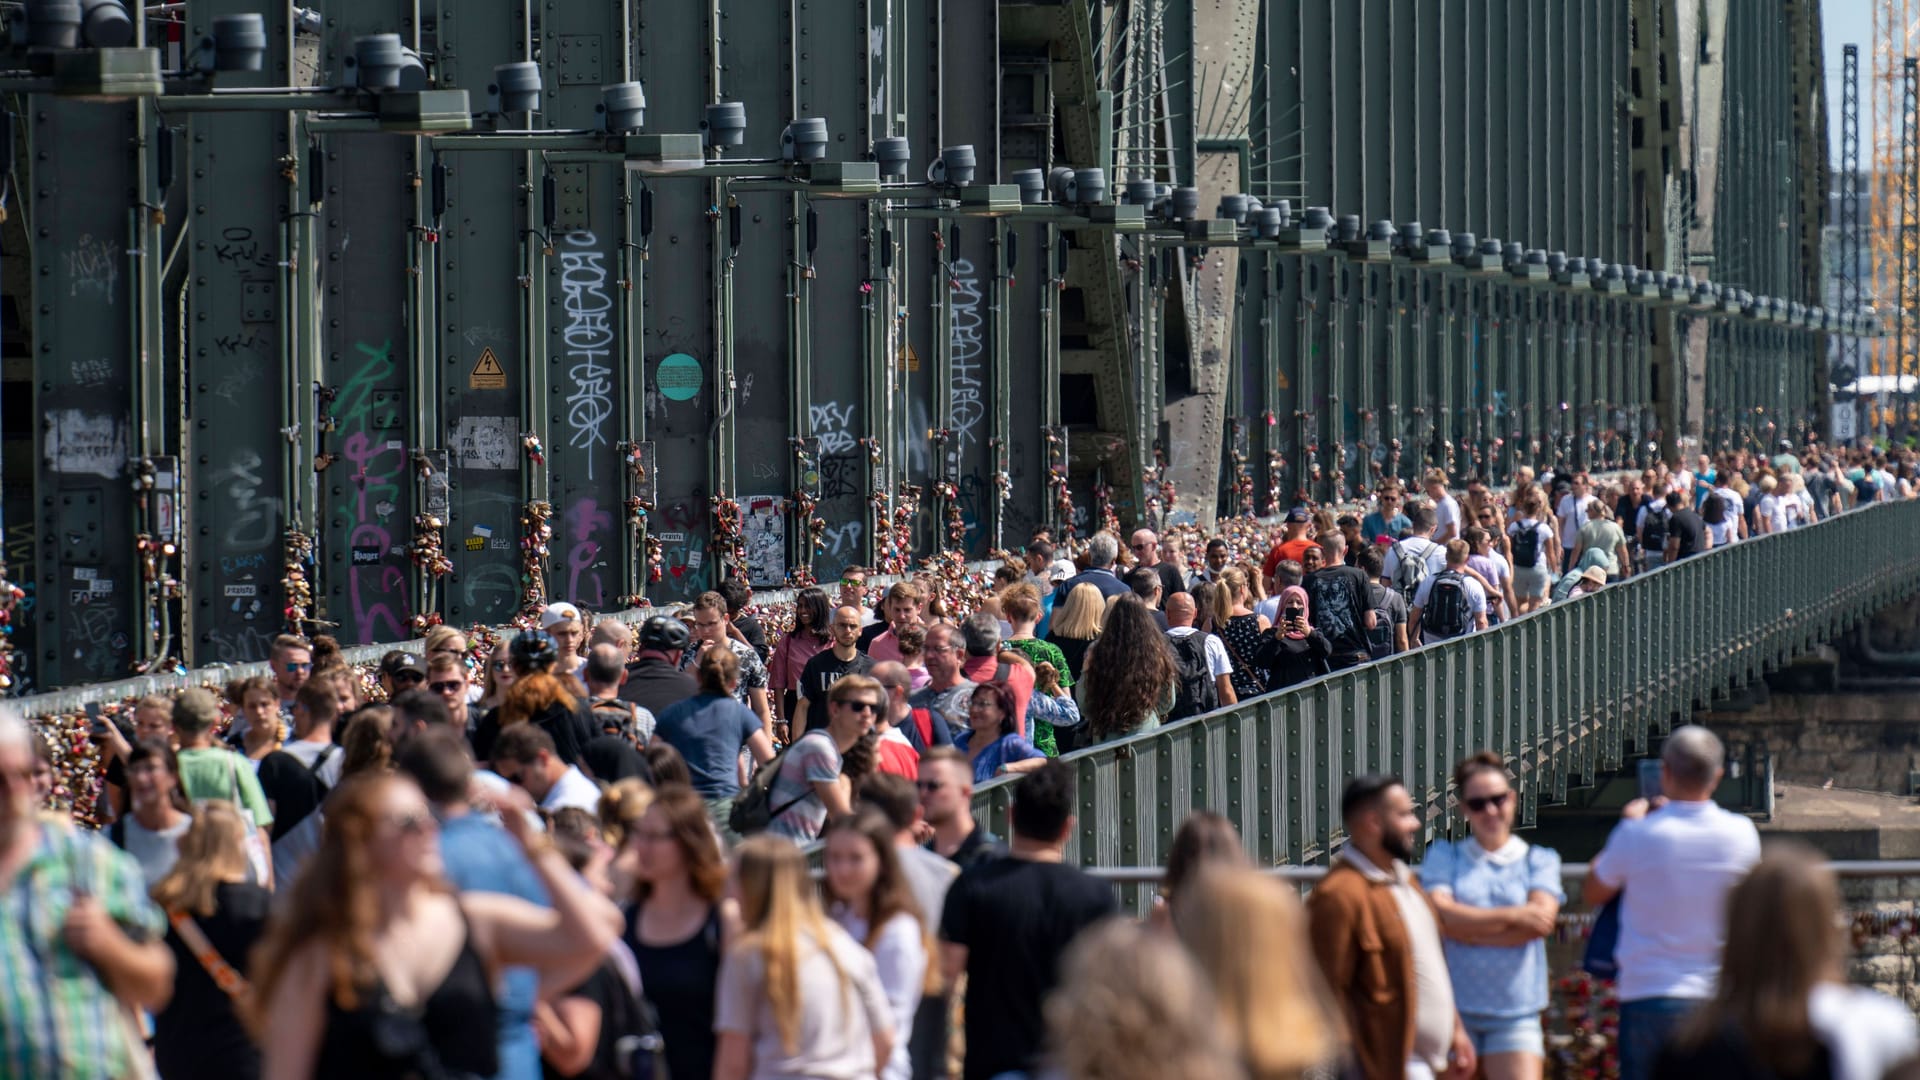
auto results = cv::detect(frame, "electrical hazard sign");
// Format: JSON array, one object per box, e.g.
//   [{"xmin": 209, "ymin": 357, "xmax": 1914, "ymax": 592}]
[{"xmin": 468, "ymin": 347, "xmax": 507, "ymax": 390}]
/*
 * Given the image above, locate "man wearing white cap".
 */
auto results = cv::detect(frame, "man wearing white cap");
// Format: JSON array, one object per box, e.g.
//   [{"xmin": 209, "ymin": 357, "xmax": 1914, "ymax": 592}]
[{"xmin": 540, "ymin": 601, "xmax": 588, "ymax": 678}]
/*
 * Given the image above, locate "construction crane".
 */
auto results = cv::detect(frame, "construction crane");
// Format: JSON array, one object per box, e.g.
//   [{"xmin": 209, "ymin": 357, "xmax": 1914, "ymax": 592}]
[{"xmin": 1873, "ymin": 0, "xmax": 1920, "ymax": 437}]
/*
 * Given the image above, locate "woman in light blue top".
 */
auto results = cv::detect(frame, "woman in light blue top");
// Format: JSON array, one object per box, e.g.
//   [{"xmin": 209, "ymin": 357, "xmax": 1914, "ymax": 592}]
[{"xmin": 1421, "ymin": 751, "xmax": 1564, "ymax": 1080}]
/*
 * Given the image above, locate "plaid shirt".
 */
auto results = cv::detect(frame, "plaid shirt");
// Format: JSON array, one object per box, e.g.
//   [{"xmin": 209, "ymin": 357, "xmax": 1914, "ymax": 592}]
[{"xmin": 0, "ymin": 816, "xmax": 165, "ymax": 1080}]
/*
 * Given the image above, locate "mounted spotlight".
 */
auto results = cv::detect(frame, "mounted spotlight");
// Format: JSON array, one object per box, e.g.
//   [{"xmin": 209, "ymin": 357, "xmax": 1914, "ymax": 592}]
[
  {"xmin": 1072, "ymin": 167, "xmax": 1105, "ymax": 204},
  {"xmin": 1272, "ymin": 205, "xmax": 1331, "ymax": 251},
  {"xmin": 872, "ymin": 136, "xmax": 911, "ymax": 180},
  {"xmin": 349, "ymin": 33, "xmax": 406, "ymax": 91},
  {"xmin": 598, "ymin": 81, "xmax": 646, "ymax": 134},
  {"xmin": 79, "ymin": 0, "xmax": 131, "ymax": 48},
  {"xmin": 206, "ymin": 13, "xmax": 266, "ymax": 73},
  {"xmin": 1254, "ymin": 206, "xmax": 1285, "ymax": 239},
  {"xmin": 701, "ymin": 101, "xmax": 746, "ymax": 147},
  {"xmin": 1217, "ymin": 193, "xmax": 1249, "ymax": 225},
  {"xmin": 1124, "ymin": 178, "xmax": 1156, "ymax": 206},
  {"xmin": 1511, "ymin": 248, "xmax": 1549, "ymax": 283},
  {"xmin": 491, "ymin": 61, "xmax": 541, "ymax": 114},
  {"xmin": 24, "ymin": 0, "xmax": 82, "ymax": 51},
  {"xmin": 781, "ymin": 117, "xmax": 828, "ymax": 162},
  {"xmin": 929, "ymin": 145, "xmax": 976, "ymax": 185},
  {"xmin": 1409, "ymin": 227, "xmax": 1451, "ymax": 265},
  {"xmin": 1593, "ymin": 262, "xmax": 1626, "ymax": 295},
  {"xmin": 1011, "ymin": 168, "xmax": 1047, "ymax": 205},
  {"xmin": 1169, "ymin": 187, "xmax": 1200, "ymax": 221}
]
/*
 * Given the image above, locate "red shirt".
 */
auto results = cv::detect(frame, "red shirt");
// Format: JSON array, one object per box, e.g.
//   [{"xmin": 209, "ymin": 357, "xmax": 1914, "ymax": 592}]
[
  {"xmin": 1262, "ymin": 537, "xmax": 1318, "ymax": 580},
  {"xmin": 962, "ymin": 654, "xmax": 1035, "ymax": 739},
  {"xmin": 875, "ymin": 730, "xmax": 920, "ymax": 779}
]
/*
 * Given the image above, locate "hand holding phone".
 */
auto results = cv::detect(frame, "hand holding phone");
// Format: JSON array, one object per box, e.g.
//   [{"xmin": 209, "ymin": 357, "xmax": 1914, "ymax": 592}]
[{"xmin": 85, "ymin": 702, "xmax": 110, "ymax": 742}]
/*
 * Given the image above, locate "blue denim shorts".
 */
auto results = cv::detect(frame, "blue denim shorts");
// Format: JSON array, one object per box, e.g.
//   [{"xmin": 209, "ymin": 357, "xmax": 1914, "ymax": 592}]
[{"xmin": 1461, "ymin": 1013, "xmax": 1545, "ymax": 1058}]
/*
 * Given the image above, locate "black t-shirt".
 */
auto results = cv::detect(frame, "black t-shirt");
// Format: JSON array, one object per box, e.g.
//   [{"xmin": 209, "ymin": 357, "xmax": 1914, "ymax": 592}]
[
  {"xmin": 153, "ymin": 882, "xmax": 271, "ymax": 1080},
  {"xmin": 544, "ymin": 958, "xmax": 648, "ymax": 1080},
  {"xmin": 798, "ymin": 648, "xmax": 875, "ymax": 730},
  {"xmin": 580, "ymin": 734, "xmax": 653, "ymax": 786},
  {"xmin": 1303, "ymin": 565, "xmax": 1373, "ymax": 660},
  {"xmin": 734, "ymin": 614, "xmax": 771, "ymax": 662},
  {"xmin": 856, "ymin": 621, "xmax": 890, "ymax": 654},
  {"xmin": 1151, "ymin": 562, "xmax": 1184, "ymax": 607},
  {"xmin": 1668, "ymin": 509, "xmax": 1706, "ymax": 557},
  {"xmin": 256, "ymin": 749, "xmax": 329, "ymax": 842},
  {"xmin": 940, "ymin": 857, "xmax": 1118, "ymax": 1080},
  {"xmin": 1616, "ymin": 496, "xmax": 1651, "ymax": 546},
  {"xmin": 619, "ymin": 657, "xmax": 700, "ymax": 718}
]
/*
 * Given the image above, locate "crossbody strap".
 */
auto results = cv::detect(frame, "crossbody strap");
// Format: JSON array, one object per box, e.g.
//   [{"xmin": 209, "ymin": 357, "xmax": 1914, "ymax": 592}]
[{"xmin": 169, "ymin": 909, "xmax": 252, "ymax": 999}]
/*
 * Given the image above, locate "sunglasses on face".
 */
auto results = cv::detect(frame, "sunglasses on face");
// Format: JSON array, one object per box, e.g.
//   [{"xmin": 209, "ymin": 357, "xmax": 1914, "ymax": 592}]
[
  {"xmin": 430, "ymin": 681, "xmax": 464, "ymax": 694},
  {"xmin": 392, "ymin": 672, "xmax": 425, "ymax": 684},
  {"xmin": 492, "ymin": 660, "xmax": 514, "ymax": 671},
  {"xmin": 285, "ymin": 662, "xmax": 312, "ymax": 672},
  {"xmin": 836, "ymin": 699, "xmax": 881, "ymax": 714},
  {"xmin": 1464, "ymin": 791, "xmax": 1511, "ymax": 813}
]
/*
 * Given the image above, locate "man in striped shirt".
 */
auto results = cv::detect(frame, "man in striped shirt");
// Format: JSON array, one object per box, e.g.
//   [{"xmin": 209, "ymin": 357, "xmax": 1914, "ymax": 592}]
[{"xmin": 0, "ymin": 709, "xmax": 173, "ymax": 1079}]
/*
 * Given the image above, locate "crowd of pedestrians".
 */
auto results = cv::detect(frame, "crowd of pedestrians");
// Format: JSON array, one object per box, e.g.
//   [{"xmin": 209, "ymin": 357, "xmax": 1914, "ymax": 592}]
[{"xmin": 5, "ymin": 439, "xmax": 1919, "ymax": 1079}]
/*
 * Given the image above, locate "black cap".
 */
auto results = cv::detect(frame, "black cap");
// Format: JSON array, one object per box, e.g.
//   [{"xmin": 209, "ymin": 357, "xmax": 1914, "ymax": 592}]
[{"xmin": 379, "ymin": 650, "xmax": 426, "ymax": 677}]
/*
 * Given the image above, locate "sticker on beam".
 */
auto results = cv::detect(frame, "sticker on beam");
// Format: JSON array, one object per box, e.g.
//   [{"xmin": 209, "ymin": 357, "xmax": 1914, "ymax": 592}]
[
  {"xmin": 656, "ymin": 353, "xmax": 702, "ymax": 401},
  {"xmin": 469, "ymin": 347, "xmax": 507, "ymax": 390},
  {"xmin": 454, "ymin": 416, "xmax": 516, "ymax": 469},
  {"xmin": 47, "ymin": 410, "xmax": 130, "ymax": 478}
]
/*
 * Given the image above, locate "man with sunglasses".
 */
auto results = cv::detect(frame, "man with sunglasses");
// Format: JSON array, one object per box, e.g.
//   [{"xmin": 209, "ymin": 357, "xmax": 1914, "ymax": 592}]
[
  {"xmin": 491, "ymin": 723, "xmax": 603, "ymax": 816},
  {"xmin": 1129, "ymin": 528, "xmax": 1183, "ymax": 609},
  {"xmin": 917, "ymin": 747, "xmax": 1005, "ymax": 867},
  {"xmin": 269, "ymin": 633, "xmax": 314, "ymax": 709},
  {"xmin": 766, "ymin": 674, "xmax": 881, "ymax": 842},
  {"xmin": 426, "ymin": 653, "xmax": 476, "ymax": 734}
]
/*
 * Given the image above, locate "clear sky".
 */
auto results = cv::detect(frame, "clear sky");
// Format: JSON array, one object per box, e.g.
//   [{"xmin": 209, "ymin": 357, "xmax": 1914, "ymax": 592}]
[{"xmin": 1826, "ymin": 3, "xmax": 1874, "ymax": 166}]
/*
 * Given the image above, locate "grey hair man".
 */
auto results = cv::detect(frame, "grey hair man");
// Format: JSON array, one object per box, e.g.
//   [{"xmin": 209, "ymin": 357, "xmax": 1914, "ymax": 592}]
[
  {"xmin": 1052, "ymin": 531, "xmax": 1130, "ymax": 606},
  {"xmin": 1583, "ymin": 726, "xmax": 1760, "ymax": 1080}
]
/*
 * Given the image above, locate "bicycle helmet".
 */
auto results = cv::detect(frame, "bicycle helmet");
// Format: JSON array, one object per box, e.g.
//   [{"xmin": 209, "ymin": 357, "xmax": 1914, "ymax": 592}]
[
  {"xmin": 509, "ymin": 628, "xmax": 559, "ymax": 671},
  {"xmin": 637, "ymin": 614, "xmax": 690, "ymax": 653}
]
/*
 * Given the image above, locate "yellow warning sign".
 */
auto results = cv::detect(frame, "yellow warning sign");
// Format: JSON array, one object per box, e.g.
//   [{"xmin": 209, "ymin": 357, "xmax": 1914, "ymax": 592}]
[
  {"xmin": 469, "ymin": 347, "xmax": 507, "ymax": 390},
  {"xmin": 899, "ymin": 343, "xmax": 920, "ymax": 372}
]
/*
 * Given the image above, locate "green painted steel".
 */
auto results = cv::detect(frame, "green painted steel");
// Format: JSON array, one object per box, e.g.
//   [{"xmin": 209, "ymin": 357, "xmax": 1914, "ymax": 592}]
[{"xmin": 965, "ymin": 500, "xmax": 1920, "ymax": 905}]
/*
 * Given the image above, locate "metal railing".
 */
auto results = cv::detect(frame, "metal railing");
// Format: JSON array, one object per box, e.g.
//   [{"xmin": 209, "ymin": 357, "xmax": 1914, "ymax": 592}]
[{"xmin": 967, "ymin": 500, "xmax": 1920, "ymax": 875}]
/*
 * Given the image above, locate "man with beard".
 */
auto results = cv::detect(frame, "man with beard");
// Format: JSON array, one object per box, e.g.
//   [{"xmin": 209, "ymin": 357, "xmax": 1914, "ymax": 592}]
[{"xmin": 1308, "ymin": 775, "xmax": 1476, "ymax": 1080}]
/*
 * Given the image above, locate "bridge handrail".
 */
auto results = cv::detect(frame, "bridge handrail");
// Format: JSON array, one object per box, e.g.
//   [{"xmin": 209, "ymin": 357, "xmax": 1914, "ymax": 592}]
[{"xmin": 966, "ymin": 500, "xmax": 1920, "ymax": 886}]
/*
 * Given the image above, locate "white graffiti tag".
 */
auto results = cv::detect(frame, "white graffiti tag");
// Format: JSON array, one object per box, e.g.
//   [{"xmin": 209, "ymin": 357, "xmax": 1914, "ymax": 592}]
[
  {"xmin": 809, "ymin": 401, "xmax": 858, "ymax": 455},
  {"xmin": 560, "ymin": 231, "xmax": 615, "ymax": 478},
  {"xmin": 948, "ymin": 258, "xmax": 986, "ymax": 457}
]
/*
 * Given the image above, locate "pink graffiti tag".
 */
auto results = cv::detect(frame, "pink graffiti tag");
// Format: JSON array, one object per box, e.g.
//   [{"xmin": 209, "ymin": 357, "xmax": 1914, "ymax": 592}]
[
  {"xmin": 333, "ymin": 340, "xmax": 409, "ymax": 641},
  {"xmin": 565, "ymin": 497, "xmax": 612, "ymax": 607}
]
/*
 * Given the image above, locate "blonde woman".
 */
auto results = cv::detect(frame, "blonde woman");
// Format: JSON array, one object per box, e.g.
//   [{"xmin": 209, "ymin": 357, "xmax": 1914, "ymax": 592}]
[
  {"xmin": 1212, "ymin": 568, "xmax": 1271, "ymax": 699},
  {"xmin": 714, "ymin": 835, "xmax": 894, "ymax": 1080},
  {"xmin": 150, "ymin": 803, "xmax": 271, "ymax": 1080},
  {"xmin": 1175, "ymin": 867, "xmax": 1343, "ymax": 1080},
  {"xmin": 1046, "ymin": 917, "xmax": 1244, "ymax": 1080},
  {"xmin": 1044, "ymin": 581, "xmax": 1107, "ymax": 682}
]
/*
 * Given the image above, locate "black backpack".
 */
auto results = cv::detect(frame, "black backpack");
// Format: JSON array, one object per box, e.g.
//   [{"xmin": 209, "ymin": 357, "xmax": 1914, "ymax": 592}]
[
  {"xmin": 1640, "ymin": 505, "xmax": 1669, "ymax": 553},
  {"xmin": 1164, "ymin": 631, "xmax": 1219, "ymax": 721},
  {"xmin": 1420, "ymin": 570, "xmax": 1473, "ymax": 639},
  {"xmin": 729, "ymin": 732, "xmax": 824, "ymax": 835},
  {"xmin": 1508, "ymin": 521, "xmax": 1542, "ymax": 570}
]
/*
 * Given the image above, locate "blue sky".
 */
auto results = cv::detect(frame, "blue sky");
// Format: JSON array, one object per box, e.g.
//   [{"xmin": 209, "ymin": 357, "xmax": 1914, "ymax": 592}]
[{"xmin": 1827, "ymin": 3, "xmax": 1873, "ymax": 165}]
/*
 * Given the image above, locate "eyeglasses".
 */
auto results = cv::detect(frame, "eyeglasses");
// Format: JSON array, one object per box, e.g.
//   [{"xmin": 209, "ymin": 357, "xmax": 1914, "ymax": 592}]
[
  {"xmin": 491, "ymin": 660, "xmax": 514, "ymax": 672},
  {"xmin": 430, "ymin": 681, "xmax": 464, "ymax": 694},
  {"xmin": 835, "ymin": 699, "xmax": 881, "ymax": 714},
  {"xmin": 391, "ymin": 671, "xmax": 425, "ymax": 685},
  {"xmin": 1463, "ymin": 791, "xmax": 1511, "ymax": 813}
]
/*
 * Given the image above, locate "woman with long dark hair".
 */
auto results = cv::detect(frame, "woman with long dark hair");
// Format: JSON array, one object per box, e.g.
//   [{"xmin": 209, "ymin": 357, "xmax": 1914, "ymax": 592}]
[
  {"xmin": 1071, "ymin": 595, "xmax": 1177, "ymax": 750},
  {"xmin": 769, "ymin": 586, "xmax": 832, "ymax": 731},
  {"xmin": 247, "ymin": 772, "xmax": 617, "ymax": 1077},
  {"xmin": 713, "ymin": 836, "xmax": 893, "ymax": 1080},
  {"xmin": 625, "ymin": 784, "xmax": 740, "ymax": 1080},
  {"xmin": 823, "ymin": 809, "xmax": 934, "ymax": 1080},
  {"xmin": 150, "ymin": 803, "xmax": 270, "ymax": 1080}
]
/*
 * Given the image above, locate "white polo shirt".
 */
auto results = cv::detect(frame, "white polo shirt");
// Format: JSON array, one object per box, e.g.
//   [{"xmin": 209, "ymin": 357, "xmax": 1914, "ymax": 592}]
[
  {"xmin": 539, "ymin": 765, "xmax": 604, "ymax": 816},
  {"xmin": 1589, "ymin": 798, "xmax": 1761, "ymax": 1002}
]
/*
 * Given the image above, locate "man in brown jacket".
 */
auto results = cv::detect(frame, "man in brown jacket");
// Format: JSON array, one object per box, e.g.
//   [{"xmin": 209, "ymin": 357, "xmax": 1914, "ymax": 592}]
[{"xmin": 1309, "ymin": 775, "xmax": 1475, "ymax": 1079}]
